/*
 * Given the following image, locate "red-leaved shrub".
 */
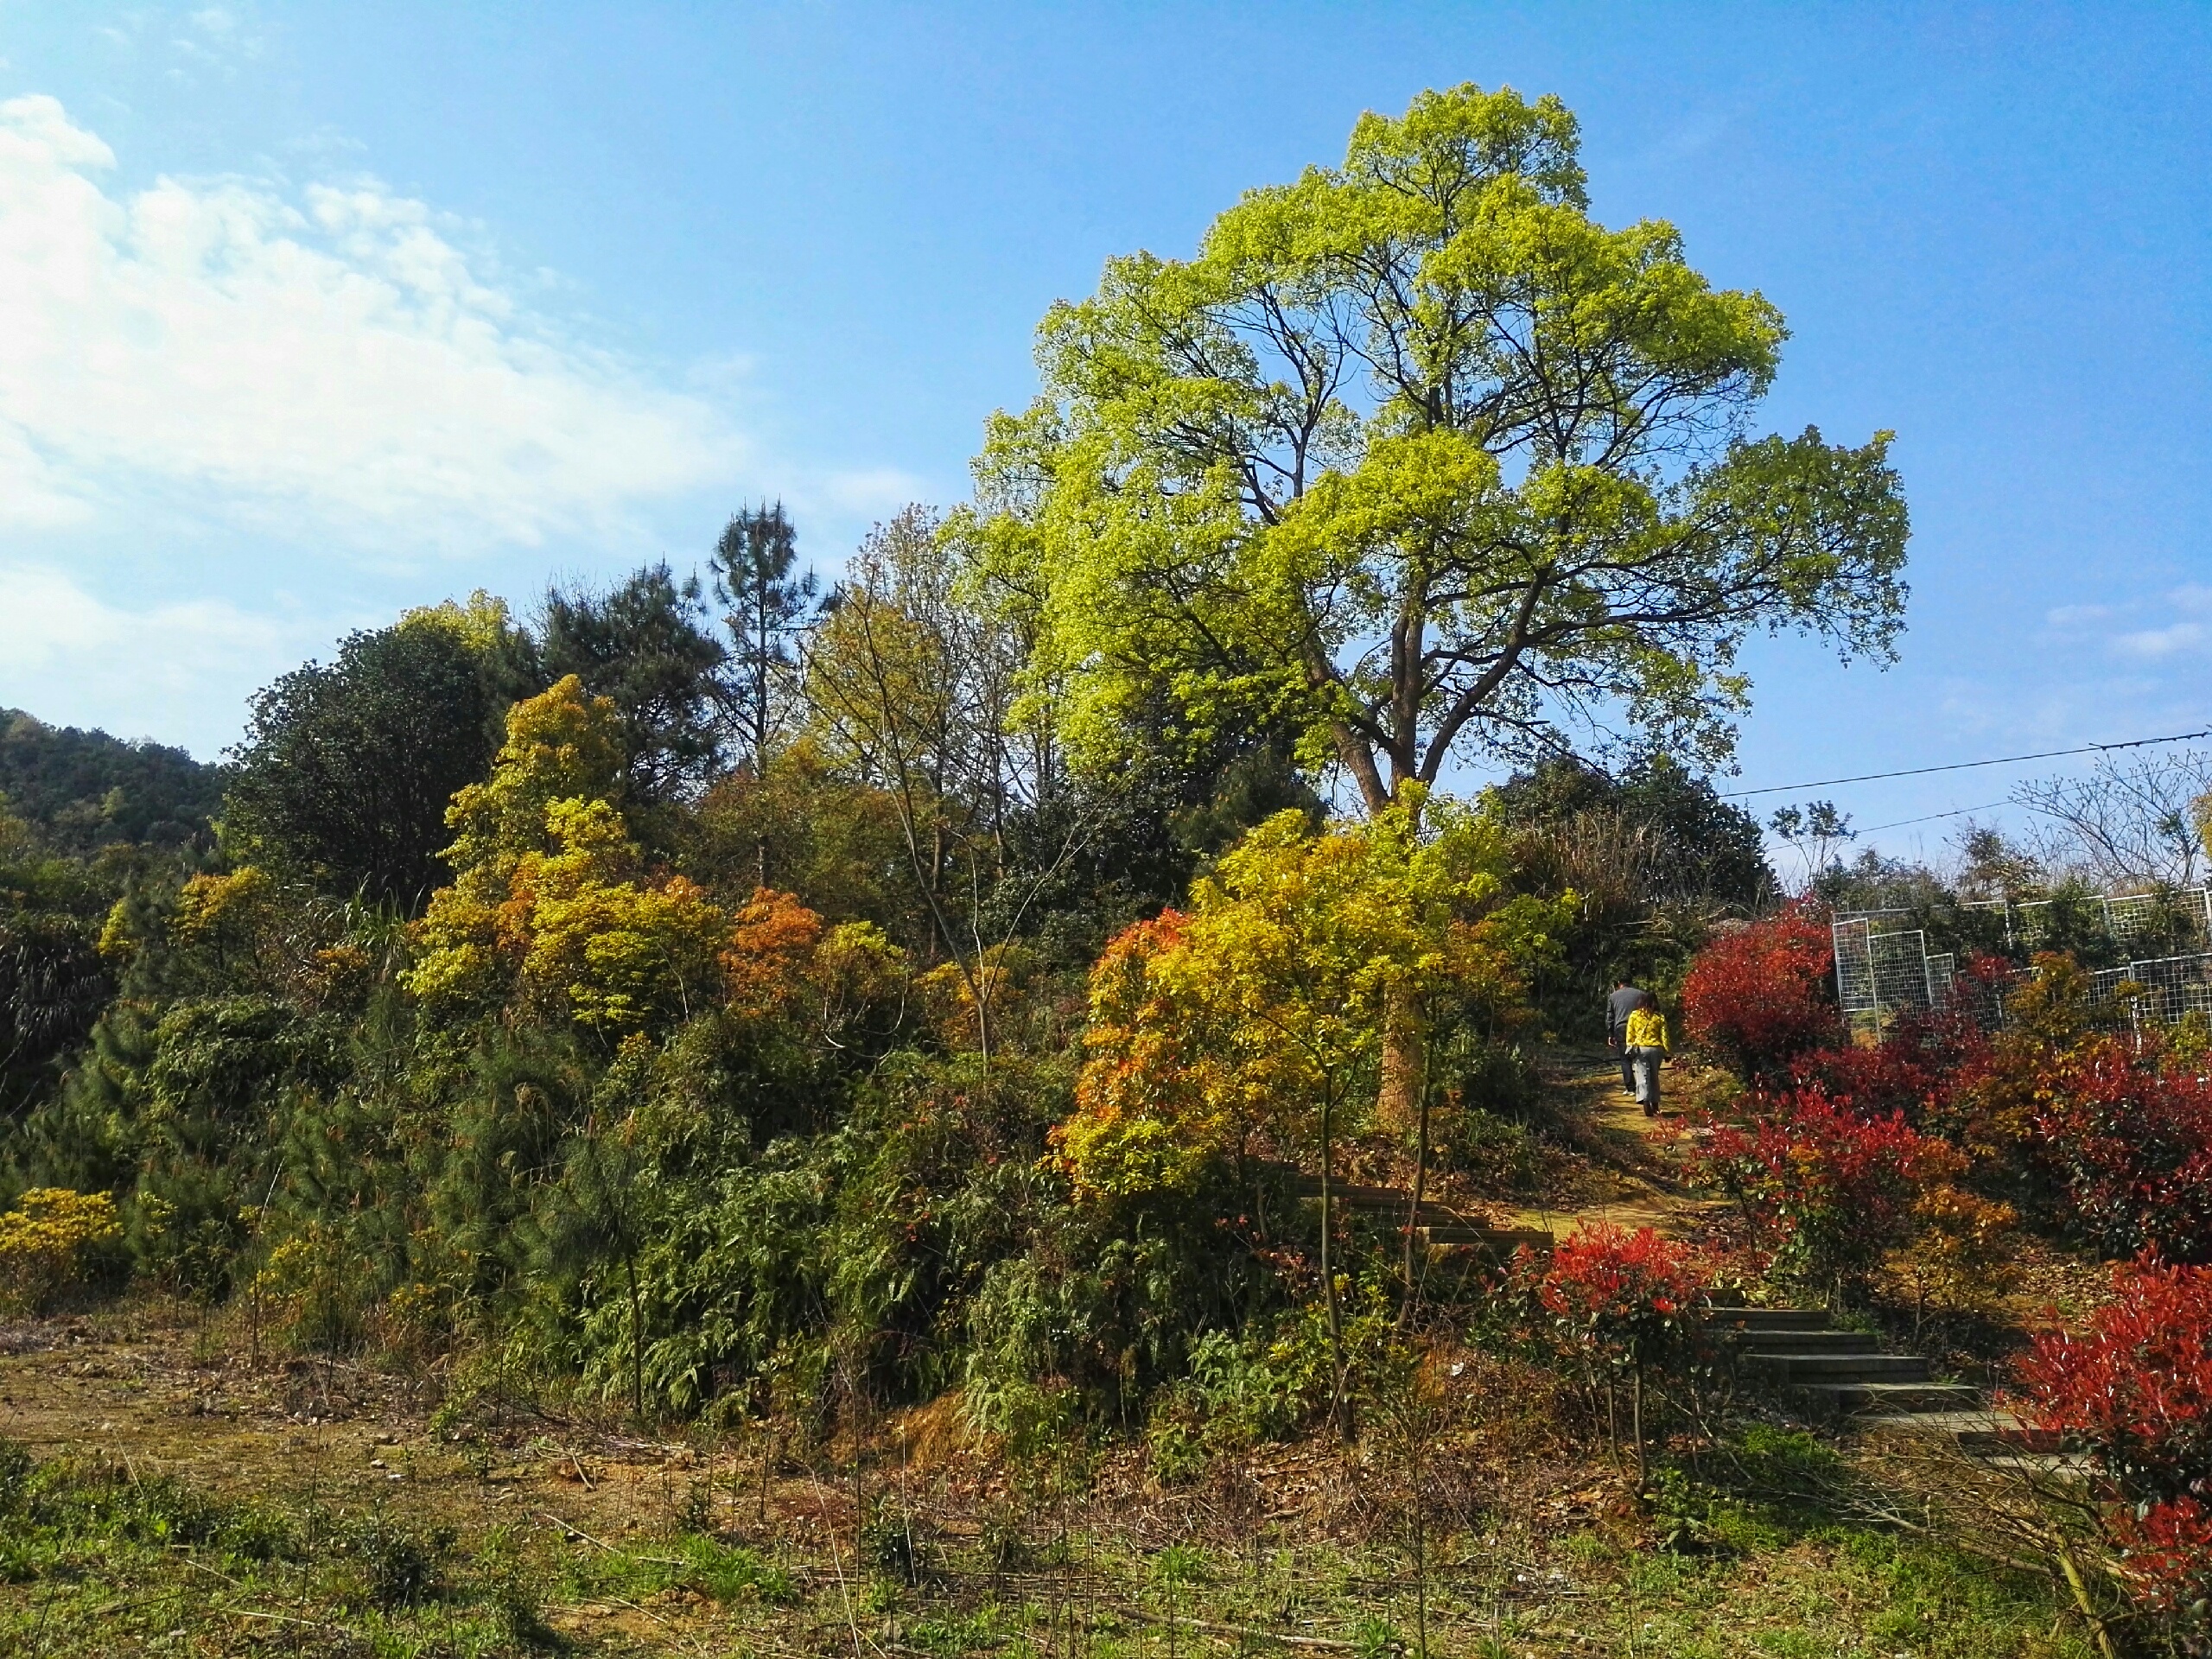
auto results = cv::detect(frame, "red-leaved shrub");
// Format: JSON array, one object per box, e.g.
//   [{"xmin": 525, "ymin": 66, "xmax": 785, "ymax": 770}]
[
  {"xmin": 1537, "ymin": 1223, "xmax": 1713, "ymax": 1473},
  {"xmin": 1695, "ymin": 1089, "xmax": 1960, "ymax": 1300},
  {"xmin": 1540, "ymin": 1223, "xmax": 1711, "ymax": 1369},
  {"xmin": 2013, "ymin": 1260, "xmax": 2212, "ymax": 1617},
  {"xmin": 1787, "ymin": 1005, "xmax": 1989, "ymax": 1126},
  {"xmin": 1681, "ymin": 906, "xmax": 1845, "ymax": 1083},
  {"xmin": 2030, "ymin": 1039, "xmax": 2212, "ymax": 1265}
]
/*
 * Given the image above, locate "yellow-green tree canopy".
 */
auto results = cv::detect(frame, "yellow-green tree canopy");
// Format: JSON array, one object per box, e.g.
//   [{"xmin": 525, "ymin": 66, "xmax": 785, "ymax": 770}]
[
  {"xmin": 404, "ymin": 677, "xmax": 842, "ymax": 1036},
  {"xmin": 1054, "ymin": 796, "xmax": 1567, "ymax": 1201},
  {"xmin": 968, "ymin": 84, "xmax": 1909, "ymax": 812}
]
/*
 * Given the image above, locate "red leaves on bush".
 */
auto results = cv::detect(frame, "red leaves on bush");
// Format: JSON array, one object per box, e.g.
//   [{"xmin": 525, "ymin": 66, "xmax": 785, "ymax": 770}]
[
  {"xmin": 1694, "ymin": 1089, "xmax": 1959, "ymax": 1294},
  {"xmin": 2028, "ymin": 1039, "xmax": 2212, "ymax": 1265},
  {"xmin": 2120, "ymin": 1497, "xmax": 2212, "ymax": 1614},
  {"xmin": 1786, "ymin": 1006, "xmax": 1989, "ymax": 1126},
  {"xmin": 2013, "ymin": 1259, "xmax": 2212, "ymax": 1612},
  {"xmin": 1681, "ymin": 905, "xmax": 1844, "ymax": 1083},
  {"xmin": 1539, "ymin": 1223, "xmax": 1711, "ymax": 1366}
]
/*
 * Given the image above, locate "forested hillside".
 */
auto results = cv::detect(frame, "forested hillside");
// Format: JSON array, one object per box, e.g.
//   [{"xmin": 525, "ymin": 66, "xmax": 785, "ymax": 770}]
[
  {"xmin": 3, "ymin": 85, "xmax": 2208, "ymax": 1658},
  {"xmin": 0, "ymin": 709, "xmax": 223, "ymax": 852}
]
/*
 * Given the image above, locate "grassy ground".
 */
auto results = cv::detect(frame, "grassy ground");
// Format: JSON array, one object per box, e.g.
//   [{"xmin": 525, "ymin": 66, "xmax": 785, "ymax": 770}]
[
  {"xmin": 0, "ymin": 1294, "xmax": 2102, "ymax": 1657},
  {"xmin": 0, "ymin": 1053, "xmax": 2112, "ymax": 1656}
]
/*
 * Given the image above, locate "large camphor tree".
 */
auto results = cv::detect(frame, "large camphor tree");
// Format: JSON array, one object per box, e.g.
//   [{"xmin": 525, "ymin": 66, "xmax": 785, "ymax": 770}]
[{"xmin": 970, "ymin": 83, "xmax": 1910, "ymax": 1123}]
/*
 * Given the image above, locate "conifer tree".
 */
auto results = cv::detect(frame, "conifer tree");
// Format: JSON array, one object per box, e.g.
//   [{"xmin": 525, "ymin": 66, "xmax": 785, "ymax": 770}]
[{"xmin": 712, "ymin": 503, "xmax": 818, "ymax": 776}]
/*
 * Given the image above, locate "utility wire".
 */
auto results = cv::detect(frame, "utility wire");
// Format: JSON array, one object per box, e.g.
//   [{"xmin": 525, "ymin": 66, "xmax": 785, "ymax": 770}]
[
  {"xmin": 1721, "ymin": 726, "xmax": 2211, "ymax": 800},
  {"xmin": 1850, "ymin": 800, "xmax": 2015, "ymax": 836}
]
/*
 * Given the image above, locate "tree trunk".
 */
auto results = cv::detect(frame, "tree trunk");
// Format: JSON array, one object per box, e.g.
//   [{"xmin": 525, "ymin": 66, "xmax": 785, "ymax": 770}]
[
  {"xmin": 1319, "ymin": 1092, "xmax": 1346, "ymax": 1437},
  {"xmin": 1398, "ymin": 1046, "xmax": 1432, "ymax": 1330},
  {"xmin": 1378, "ymin": 995, "xmax": 1424, "ymax": 1138},
  {"xmin": 1631, "ymin": 1364, "xmax": 1646, "ymax": 1487}
]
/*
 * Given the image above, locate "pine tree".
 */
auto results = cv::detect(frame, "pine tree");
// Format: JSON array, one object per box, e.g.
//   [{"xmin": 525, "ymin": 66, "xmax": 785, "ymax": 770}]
[{"xmin": 711, "ymin": 504, "xmax": 817, "ymax": 777}]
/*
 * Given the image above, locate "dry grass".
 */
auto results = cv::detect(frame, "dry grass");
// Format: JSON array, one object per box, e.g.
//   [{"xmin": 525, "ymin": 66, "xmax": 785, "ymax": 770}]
[{"xmin": 0, "ymin": 1294, "xmax": 2104, "ymax": 1658}]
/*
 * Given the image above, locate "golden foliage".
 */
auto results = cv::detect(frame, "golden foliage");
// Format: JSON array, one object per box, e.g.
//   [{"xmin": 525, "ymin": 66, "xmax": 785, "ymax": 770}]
[
  {"xmin": 406, "ymin": 677, "xmax": 858, "ymax": 1036},
  {"xmin": 1054, "ymin": 798, "xmax": 1567, "ymax": 1201},
  {"xmin": 0, "ymin": 1188, "xmax": 122, "ymax": 1313}
]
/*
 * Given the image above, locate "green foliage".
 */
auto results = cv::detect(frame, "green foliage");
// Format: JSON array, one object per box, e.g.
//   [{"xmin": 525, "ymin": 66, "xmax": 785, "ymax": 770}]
[
  {"xmin": 1489, "ymin": 754, "xmax": 1773, "ymax": 1032},
  {"xmin": 1058, "ymin": 797, "xmax": 1563, "ymax": 1201},
  {"xmin": 0, "ymin": 1437, "xmax": 296, "ymax": 1562},
  {"xmin": 965, "ymin": 1185, "xmax": 1282, "ymax": 1429},
  {"xmin": 539, "ymin": 561, "xmax": 728, "ymax": 804},
  {"xmin": 352, "ymin": 1512, "xmax": 454, "ymax": 1609},
  {"xmin": 225, "ymin": 618, "xmax": 518, "ymax": 912},
  {"xmin": 0, "ymin": 890, "xmax": 112, "ymax": 1124},
  {"xmin": 969, "ymin": 83, "xmax": 1907, "ymax": 810},
  {"xmin": 0, "ymin": 709, "xmax": 221, "ymax": 854},
  {"xmin": 1645, "ymin": 1427, "xmax": 1847, "ymax": 1555},
  {"xmin": 585, "ymin": 1532, "xmax": 798, "ymax": 1605},
  {"xmin": 1146, "ymin": 1320, "xmax": 1331, "ymax": 1482},
  {"xmin": 714, "ymin": 500, "xmax": 819, "ymax": 772}
]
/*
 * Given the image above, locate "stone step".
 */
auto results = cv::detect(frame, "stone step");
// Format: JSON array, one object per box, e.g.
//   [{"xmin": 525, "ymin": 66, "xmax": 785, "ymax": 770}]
[
  {"xmin": 1726, "ymin": 1329, "xmax": 1885, "ymax": 1356},
  {"xmin": 1707, "ymin": 1307, "xmax": 1831, "ymax": 1332},
  {"xmin": 1855, "ymin": 1410, "xmax": 2038, "ymax": 1449},
  {"xmin": 1796, "ymin": 1380, "xmax": 1985, "ymax": 1418},
  {"xmin": 1745, "ymin": 1351, "xmax": 1933, "ymax": 1383},
  {"xmin": 1419, "ymin": 1227, "xmax": 1554, "ymax": 1255},
  {"xmin": 1289, "ymin": 1179, "xmax": 1412, "ymax": 1207},
  {"xmin": 1976, "ymin": 1452, "xmax": 2097, "ymax": 1481}
]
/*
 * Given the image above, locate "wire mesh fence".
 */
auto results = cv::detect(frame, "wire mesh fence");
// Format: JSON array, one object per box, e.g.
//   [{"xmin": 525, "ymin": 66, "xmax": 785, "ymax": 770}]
[
  {"xmin": 1957, "ymin": 887, "xmax": 2212, "ymax": 948},
  {"xmin": 1834, "ymin": 917, "xmax": 1955, "ymax": 1032},
  {"xmin": 2088, "ymin": 952, "xmax": 2212, "ymax": 1025},
  {"xmin": 1834, "ymin": 886, "xmax": 2212, "ymax": 1035}
]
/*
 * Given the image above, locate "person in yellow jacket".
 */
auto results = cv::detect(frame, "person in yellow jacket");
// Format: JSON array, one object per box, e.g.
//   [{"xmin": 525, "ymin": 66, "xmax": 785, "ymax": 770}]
[{"xmin": 1623, "ymin": 1001, "xmax": 1669, "ymax": 1116}]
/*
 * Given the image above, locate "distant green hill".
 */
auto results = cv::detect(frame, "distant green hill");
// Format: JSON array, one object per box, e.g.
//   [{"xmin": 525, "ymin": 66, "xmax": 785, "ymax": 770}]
[{"xmin": 0, "ymin": 709, "xmax": 226, "ymax": 854}]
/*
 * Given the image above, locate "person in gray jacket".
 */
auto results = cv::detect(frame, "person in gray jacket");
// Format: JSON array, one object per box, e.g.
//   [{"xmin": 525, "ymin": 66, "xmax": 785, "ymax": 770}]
[{"xmin": 1605, "ymin": 979, "xmax": 1653, "ymax": 1096}]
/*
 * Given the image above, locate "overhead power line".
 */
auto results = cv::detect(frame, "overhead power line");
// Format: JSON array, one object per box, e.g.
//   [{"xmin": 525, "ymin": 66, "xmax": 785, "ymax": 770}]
[
  {"xmin": 1721, "ymin": 727, "xmax": 2212, "ymax": 801},
  {"xmin": 1849, "ymin": 800, "xmax": 2015, "ymax": 836}
]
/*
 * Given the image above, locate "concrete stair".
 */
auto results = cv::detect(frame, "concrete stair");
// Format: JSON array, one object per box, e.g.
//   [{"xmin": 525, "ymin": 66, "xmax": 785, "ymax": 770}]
[
  {"xmin": 1709, "ymin": 1306, "xmax": 2056, "ymax": 1455},
  {"xmin": 1280, "ymin": 1171, "xmax": 1554, "ymax": 1261}
]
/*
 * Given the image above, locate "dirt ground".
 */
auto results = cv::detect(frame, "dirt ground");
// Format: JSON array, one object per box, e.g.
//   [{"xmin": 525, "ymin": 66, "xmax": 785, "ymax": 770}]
[{"xmin": 0, "ymin": 1048, "xmax": 2114, "ymax": 1656}]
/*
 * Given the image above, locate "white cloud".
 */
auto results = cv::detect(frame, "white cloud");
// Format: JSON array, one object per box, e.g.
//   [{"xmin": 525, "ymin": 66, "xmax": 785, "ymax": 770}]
[
  {"xmin": 2044, "ymin": 601, "xmax": 2115, "ymax": 626},
  {"xmin": 816, "ymin": 466, "xmax": 932, "ymax": 518},
  {"xmin": 2114, "ymin": 620, "xmax": 2209, "ymax": 659},
  {"xmin": 0, "ymin": 94, "xmax": 750, "ymax": 550},
  {"xmin": 0, "ymin": 562, "xmax": 310, "ymax": 755}
]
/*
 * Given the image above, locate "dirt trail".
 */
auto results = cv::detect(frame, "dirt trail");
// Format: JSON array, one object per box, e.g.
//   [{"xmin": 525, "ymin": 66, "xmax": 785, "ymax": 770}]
[
  {"xmin": 0, "ymin": 1305, "xmax": 743, "ymax": 1554},
  {"xmin": 1496, "ymin": 1046, "xmax": 1727, "ymax": 1243}
]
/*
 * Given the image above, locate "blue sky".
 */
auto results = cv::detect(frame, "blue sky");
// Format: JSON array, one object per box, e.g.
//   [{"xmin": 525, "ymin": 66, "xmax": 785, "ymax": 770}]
[{"xmin": 0, "ymin": 3, "xmax": 2204, "ymax": 865}]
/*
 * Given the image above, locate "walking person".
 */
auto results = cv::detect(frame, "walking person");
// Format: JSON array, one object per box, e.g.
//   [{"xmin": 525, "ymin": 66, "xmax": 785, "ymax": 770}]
[
  {"xmin": 1605, "ymin": 978, "xmax": 1653, "ymax": 1096},
  {"xmin": 1624, "ymin": 999, "xmax": 1670, "ymax": 1117}
]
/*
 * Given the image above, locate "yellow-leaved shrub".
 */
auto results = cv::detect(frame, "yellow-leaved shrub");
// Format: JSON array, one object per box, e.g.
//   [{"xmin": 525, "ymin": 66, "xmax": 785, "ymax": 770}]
[{"xmin": 0, "ymin": 1188, "xmax": 123, "ymax": 1313}]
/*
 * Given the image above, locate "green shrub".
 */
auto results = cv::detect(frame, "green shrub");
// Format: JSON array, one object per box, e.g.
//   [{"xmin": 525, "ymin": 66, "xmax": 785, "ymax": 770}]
[{"xmin": 351, "ymin": 1513, "xmax": 453, "ymax": 1608}]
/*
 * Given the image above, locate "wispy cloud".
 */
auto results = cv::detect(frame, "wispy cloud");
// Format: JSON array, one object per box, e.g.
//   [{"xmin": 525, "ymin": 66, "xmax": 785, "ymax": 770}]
[
  {"xmin": 2041, "ymin": 582, "xmax": 2212, "ymax": 663},
  {"xmin": 2114, "ymin": 620, "xmax": 2209, "ymax": 658},
  {"xmin": 0, "ymin": 94, "xmax": 752, "ymax": 551},
  {"xmin": 0, "ymin": 562, "xmax": 314, "ymax": 753}
]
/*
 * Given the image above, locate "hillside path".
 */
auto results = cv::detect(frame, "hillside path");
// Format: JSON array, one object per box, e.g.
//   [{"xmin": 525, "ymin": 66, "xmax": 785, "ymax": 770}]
[{"xmin": 1492, "ymin": 1045, "xmax": 1728, "ymax": 1244}]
